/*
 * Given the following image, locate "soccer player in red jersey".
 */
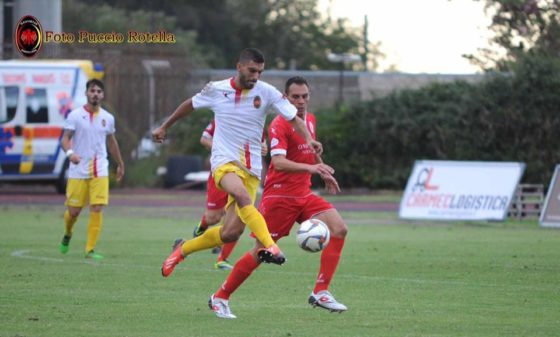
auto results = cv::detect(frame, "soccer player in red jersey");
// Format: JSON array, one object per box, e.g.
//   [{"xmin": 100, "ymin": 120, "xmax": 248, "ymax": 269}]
[{"xmin": 208, "ymin": 76, "xmax": 348, "ymax": 318}]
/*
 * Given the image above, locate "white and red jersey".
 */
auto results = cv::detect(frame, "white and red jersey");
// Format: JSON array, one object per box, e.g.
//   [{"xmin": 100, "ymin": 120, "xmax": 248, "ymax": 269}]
[
  {"xmin": 64, "ymin": 105, "xmax": 115, "ymax": 179},
  {"xmin": 192, "ymin": 78, "xmax": 296, "ymax": 178},
  {"xmin": 202, "ymin": 119, "xmax": 265, "ymax": 143},
  {"xmin": 264, "ymin": 112, "xmax": 317, "ymax": 197}
]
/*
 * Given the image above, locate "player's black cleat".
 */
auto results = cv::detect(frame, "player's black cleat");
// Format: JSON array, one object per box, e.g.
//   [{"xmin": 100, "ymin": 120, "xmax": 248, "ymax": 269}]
[
  {"xmin": 257, "ymin": 244, "xmax": 286, "ymax": 265},
  {"xmin": 172, "ymin": 238, "xmax": 185, "ymax": 252}
]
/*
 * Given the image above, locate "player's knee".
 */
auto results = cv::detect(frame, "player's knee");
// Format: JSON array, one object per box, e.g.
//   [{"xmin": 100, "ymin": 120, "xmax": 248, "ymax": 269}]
[
  {"xmin": 205, "ymin": 211, "xmax": 224, "ymax": 225},
  {"xmin": 331, "ymin": 222, "xmax": 348, "ymax": 238},
  {"xmin": 68, "ymin": 208, "xmax": 81, "ymax": 218},
  {"xmin": 90, "ymin": 205, "xmax": 103, "ymax": 213},
  {"xmin": 221, "ymin": 226, "xmax": 243, "ymax": 242},
  {"xmin": 231, "ymin": 191, "xmax": 251, "ymax": 207}
]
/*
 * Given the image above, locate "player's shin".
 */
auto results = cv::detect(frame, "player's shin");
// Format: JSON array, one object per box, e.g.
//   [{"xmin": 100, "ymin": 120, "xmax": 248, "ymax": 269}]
[
  {"xmin": 215, "ymin": 252, "xmax": 260, "ymax": 300},
  {"xmin": 85, "ymin": 211, "xmax": 103, "ymax": 253},
  {"xmin": 218, "ymin": 241, "xmax": 237, "ymax": 261},
  {"xmin": 182, "ymin": 226, "xmax": 224, "ymax": 255},
  {"xmin": 314, "ymin": 236, "xmax": 345, "ymax": 293},
  {"xmin": 237, "ymin": 204, "xmax": 275, "ymax": 248},
  {"xmin": 64, "ymin": 210, "xmax": 78, "ymax": 236}
]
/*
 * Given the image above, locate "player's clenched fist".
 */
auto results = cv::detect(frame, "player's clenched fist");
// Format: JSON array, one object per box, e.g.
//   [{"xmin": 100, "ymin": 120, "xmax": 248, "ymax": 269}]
[{"xmin": 152, "ymin": 126, "xmax": 166, "ymax": 143}]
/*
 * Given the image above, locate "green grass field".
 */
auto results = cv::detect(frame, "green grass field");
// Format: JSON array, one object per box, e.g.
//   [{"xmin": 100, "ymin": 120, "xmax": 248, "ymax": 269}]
[{"xmin": 1, "ymin": 200, "xmax": 559, "ymax": 337}]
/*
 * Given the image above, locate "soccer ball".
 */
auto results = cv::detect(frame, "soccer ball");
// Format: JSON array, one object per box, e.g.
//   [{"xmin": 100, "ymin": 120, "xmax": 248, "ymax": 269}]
[{"xmin": 296, "ymin": 218, "xmax": 330, "ymax": 252}]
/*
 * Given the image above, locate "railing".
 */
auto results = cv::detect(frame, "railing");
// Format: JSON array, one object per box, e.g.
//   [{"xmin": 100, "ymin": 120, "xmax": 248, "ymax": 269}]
[{"xmin": 508, "ymin": 184, "xmax": 544, "ymax": 219}]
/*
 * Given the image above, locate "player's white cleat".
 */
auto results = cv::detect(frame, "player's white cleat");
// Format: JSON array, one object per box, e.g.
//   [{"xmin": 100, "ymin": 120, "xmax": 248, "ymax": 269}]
[
  {"xmin": 208, "ymin": 294, "xmax": 237, "ymax": 319},
  {"xmin": 308, "ymin": 290, "xmax": 348, "ymax": 313}
]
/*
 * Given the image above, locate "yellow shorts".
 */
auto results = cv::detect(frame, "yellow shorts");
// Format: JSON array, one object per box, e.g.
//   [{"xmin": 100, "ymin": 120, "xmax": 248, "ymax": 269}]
[
  {"xmin": 65, "ymin": 177, "xmax": 109, "ymax": 207},
  {"xmin": 213, "ymin": 162, "xmax": 259, "ymax": 210}
]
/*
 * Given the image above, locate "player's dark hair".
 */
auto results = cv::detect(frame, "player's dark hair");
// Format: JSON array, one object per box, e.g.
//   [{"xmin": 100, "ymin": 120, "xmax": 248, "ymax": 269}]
[
  {"xmin": 285, "ymin": 76, "xmax": 309, "ymax": 93},
  {"xmin": 86, "ymin": 79, "xmax": 104, "ymax": 91},
  {"xmin": 239, "ymin": 48, "xmax": 265, "ymax": 64}
]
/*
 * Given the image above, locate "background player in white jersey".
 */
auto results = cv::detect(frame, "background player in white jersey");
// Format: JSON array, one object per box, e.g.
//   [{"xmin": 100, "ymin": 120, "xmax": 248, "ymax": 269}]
[
  {"xmin": 58, "ymin": 79, "xmax": 125, "ymax": 260},
  {"xmin": 152, "ymin": 48, "xmax": 322, "ymax": 279}
]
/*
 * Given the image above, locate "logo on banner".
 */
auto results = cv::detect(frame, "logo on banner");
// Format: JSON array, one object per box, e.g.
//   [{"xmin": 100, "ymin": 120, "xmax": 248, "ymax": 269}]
[{"xmin": 412, "ymin": 167, "xmax": 439, "ymax": 192}]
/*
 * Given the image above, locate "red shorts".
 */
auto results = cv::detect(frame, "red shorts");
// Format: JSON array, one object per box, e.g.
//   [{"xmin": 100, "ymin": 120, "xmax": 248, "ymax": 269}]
[
  {"xmin": 257, "ymin": 193, "xmax": 334, "ymax": 241},
  {"xmin": 206, "ymin": 173, "xmax": 228, "ymax": 210}
]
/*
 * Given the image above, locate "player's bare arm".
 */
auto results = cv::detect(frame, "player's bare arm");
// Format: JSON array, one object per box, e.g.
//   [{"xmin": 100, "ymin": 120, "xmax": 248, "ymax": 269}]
[
  {"xmin": 152, "ymin": 98, "xmax": 195, "ymax": 143},
  {"xmin": 261, "ymin": 141, "xmax": 268, "ymax": 156},
  {"xmin": 271, "ymin": 155, "xmax": 334, "ymax": 176},
  {"xmin": 321, "ymin": 172, "xmax": 341, "ymax": 194},
  {"xmin": 288, "ymin": 116, "xmax": 323, "ymax": 155},
  {"xmin": 107, "ymin": 134, "xmax": 125, "ymax": 182},
  {"xmin": 61, "ymin": 129, "xmax": 80, "ymax": 164}
]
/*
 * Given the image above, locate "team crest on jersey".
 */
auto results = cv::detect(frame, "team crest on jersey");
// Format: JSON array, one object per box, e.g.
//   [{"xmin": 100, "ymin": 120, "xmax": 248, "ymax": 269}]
[
  {"xmin": 101, "ymin": 119, "xmax": 106, "ymax": 127},
  {"xmin": 253, "ymin": 96, "xmax": 262, "ymax": 109}
]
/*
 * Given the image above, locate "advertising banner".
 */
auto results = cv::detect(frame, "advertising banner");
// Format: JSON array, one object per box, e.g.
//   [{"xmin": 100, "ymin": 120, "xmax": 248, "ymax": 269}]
[{"xmin": 399, "ymin": 160, "xmax": 525, "ymax": 221}]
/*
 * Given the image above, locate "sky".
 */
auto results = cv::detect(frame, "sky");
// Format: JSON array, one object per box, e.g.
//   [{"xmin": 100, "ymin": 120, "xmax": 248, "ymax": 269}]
[{"xmin": 318, "ymin": 0, "xmax": 493, "ymax": 74}]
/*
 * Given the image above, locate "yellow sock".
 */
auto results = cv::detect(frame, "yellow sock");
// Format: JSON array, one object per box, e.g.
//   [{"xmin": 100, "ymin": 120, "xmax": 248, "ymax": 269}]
[
  {"xmin": 238, "ymin": 204, "xmax": 274, "ymax": 248},
  {"xmin": 182, "ymin": 226, "xmax": 223, "ymax": 255},
  {"xmin": 85, "ymin": 211, "xmax": 103, "ymax": 253},
  {"xmin": 64, "ymin": 210, "xmax": 78, "ymax": 236}
]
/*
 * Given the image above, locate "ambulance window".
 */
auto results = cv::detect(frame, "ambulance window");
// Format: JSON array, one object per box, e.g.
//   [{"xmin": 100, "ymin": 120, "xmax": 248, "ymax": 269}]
[
  {"xmin": 26, "ymin": 88, "xmax": 48, "ymax": 123},
  {"xmin": 0, "ymin": 86, "xmax": 19, "ymax": 124}
]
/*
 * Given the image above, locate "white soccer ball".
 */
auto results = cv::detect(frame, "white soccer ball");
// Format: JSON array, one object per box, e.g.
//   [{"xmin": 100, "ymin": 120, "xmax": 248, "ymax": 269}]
[{"xmin": 296, "ymin": 218, "xmax": 330, "ymax": 252}]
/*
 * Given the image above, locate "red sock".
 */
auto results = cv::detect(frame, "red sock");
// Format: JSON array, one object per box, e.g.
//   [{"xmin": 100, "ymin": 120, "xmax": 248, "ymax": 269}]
[
  {"xmin": 314, "ymin": 236, "xmax": 345, "ymax": 293},
  {"xmin": 215, "ymin": 252, "xmax": 259, "ymax": 300},
  {"xmin": 218, "ymin": 241, "xmax": 237, "ymax": 261}
]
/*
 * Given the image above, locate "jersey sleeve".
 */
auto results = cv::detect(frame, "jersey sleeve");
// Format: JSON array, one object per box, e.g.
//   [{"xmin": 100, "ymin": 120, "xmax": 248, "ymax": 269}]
[
  {"xmin": 192, "ymin": 82, "xmax": 217, "ymax": 110},
  {"xmin": 64, "ymin": 111, "xmax": 77, "ymax": 130},
  {"xmin": 268, "ymin": 118, "xmax": 289, "ymax": 157},
  {"xmin": 108, "ymin": 114, "xmax": 116, "ymax": 134},
  {"xmin": 267, "ymin": 86, "xmax": 297, "ymax": 121},
  {"xmin": 201, "ymin": 120, "xmax": 215, "ymax": 139}
]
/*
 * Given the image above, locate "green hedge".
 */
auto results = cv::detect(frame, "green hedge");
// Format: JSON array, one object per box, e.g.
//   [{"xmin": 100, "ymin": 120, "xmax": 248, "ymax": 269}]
[{"xmin": 320, "ymin": 54, "xmax": 560, "ymax": 189}]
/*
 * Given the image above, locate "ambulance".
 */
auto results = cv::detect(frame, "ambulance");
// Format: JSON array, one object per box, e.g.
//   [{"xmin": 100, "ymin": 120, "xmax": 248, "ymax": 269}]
[{"xmin": 0, "ymin": 60, "xmax": 104, "ymax": 193}]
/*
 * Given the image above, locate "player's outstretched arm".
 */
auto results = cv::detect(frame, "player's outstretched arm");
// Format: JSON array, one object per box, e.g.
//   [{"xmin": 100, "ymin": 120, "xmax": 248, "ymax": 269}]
[
  {"xmin": 107, "ymin": 134, "xmax": 125, "ymax": 182},
  {"xmin": 152, "ymin": 98, "xmax": 195, "ymax": 143},
  {"xmin": 288, "ymin": 116, "xmax": 323, "ymax": 155}
]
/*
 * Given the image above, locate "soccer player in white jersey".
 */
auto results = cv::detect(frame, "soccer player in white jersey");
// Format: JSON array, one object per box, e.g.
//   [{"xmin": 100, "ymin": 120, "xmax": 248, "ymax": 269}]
[
  {"xmin": 153, "ymin": 48, "xmax": 322, "ymax": 281},
  {"xmin": 58, "ymin": 79, "xmax": 125, "ymax": 260}
]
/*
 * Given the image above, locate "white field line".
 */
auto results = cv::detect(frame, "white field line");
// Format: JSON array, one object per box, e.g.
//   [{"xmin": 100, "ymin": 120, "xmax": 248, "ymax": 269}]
[{"xmin": 10, "ymin": 249, "xmax": 556, "ymax": 293}]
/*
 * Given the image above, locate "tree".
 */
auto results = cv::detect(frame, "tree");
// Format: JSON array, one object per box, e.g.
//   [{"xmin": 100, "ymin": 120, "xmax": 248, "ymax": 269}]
[
  {"xmin": 79, "ymin": 0, "xmax": 382, "ymax": 70},
  {"xmin": 467, "ymin": 0, "xmax": 560, "ymax": 71}
]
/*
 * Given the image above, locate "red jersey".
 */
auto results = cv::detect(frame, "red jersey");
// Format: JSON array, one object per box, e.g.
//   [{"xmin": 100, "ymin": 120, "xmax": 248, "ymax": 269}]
[{"xmin": 263, "ymin": 112, "xmax": 317, "ymax": 197}]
